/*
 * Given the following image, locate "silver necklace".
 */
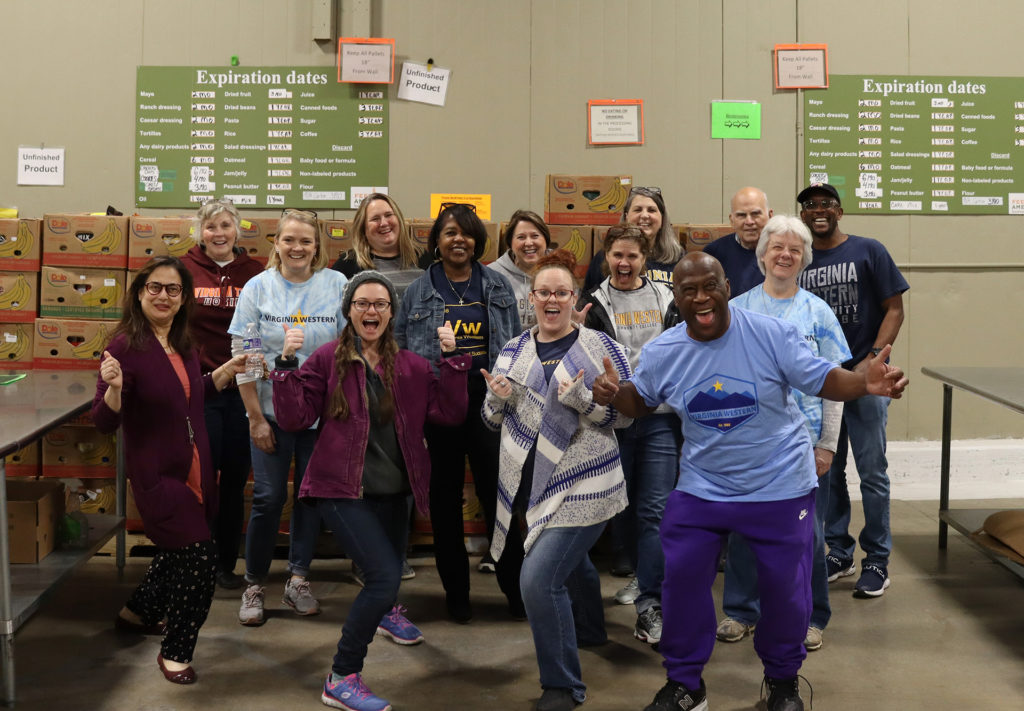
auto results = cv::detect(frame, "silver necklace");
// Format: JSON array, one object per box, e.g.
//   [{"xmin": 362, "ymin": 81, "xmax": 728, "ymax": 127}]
[{"xmin": 443, "ymin": 270, "xmax": 472, "ymax": 305}]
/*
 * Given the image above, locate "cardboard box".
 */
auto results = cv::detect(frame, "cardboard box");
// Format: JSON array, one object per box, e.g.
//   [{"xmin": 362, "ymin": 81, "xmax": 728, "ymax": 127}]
[
  {"xmin": 33, "ymin": 317, "xmax": 112, "ymax": 370},
  {"xmin": 685, "ymin": 224, "xmax": 733, "ymax": 252},
  {"xmin": 2, "ymin": 442, "xmax": 40, "ymax": 477},
  {"xmin": 42, "ymin": 425, "xmax": 116, "ymax": 478},
  {"xmin": 0, "ymin": 321, "xmax": 34, "ymax": 370},
  {"xmin": 0, "ymin": 271, "xmax": 38, "ymax": 323},
  {"xmin": 238, "ymin": 217, "xmax": 278, "ymax": 264},
  {"xmin": 544, "ymin": 174, "xmax": 633, "ymax": 225},
  {"xmin": 39, "ymin": 266, "xmax": 125, "ymax": 320},
  {"xmin": 0, "ymin": 219, "xmax": 42, "ymax": 272},
  {"xmin": 321, "ymin": 220, "xmax": 353, "ymax": 263},
  {"xmin": 42, "ymin": 214, "xmax": 129, "ymax": 268},
  {"xmin": 548, "ymin": 225, "xmax": 595, "ymax": 279},
  {"xmin": 7, "ymin": 479, "xmax": 64, "ymax": 563},
  {"xmin": 30, "ymin": 370, "xmax": 97, "ymax": 408},
  {"xmin": 128, "ymin": 216, "xmax": 194, "ymax": 269}
]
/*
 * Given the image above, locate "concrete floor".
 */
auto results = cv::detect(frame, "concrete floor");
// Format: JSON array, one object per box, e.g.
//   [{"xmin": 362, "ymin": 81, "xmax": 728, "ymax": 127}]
[{"xmin": 10, "ymin": 498, "xmax": 1024, "ymax": 711}]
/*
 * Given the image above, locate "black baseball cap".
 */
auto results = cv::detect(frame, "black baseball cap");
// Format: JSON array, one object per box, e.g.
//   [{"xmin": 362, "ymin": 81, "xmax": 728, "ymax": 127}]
[{"xmin": 797, "ymin": 183, "xmax": 841, "ymax": 206}]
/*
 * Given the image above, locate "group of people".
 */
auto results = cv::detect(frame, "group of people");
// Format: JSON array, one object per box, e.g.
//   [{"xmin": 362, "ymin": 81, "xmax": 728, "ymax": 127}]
[{"xmin": 92, "ymin": 180, "xmax": 910, "ymax": 711}]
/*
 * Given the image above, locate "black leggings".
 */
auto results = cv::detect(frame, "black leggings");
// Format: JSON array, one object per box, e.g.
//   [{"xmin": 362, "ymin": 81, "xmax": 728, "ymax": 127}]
[{"xmin": 126, "ymin": 539, "xmax": 217, "ymax": 663}]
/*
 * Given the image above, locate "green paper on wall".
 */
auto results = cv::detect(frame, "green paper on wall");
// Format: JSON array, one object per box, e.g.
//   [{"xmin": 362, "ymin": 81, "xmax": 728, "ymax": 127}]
[{"xmin": 711, "ymin": 101, "xmax": 761, "ymax": 139}]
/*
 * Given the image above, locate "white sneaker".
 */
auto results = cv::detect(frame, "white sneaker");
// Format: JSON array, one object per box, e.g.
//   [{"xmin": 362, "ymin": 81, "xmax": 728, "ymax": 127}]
[
  {"xmin": 615, "ymin": 576, "xmax": 640, "ymax": 605},
  {"xmin": 238, "ymin": 584, "xmax": 265, "ymax": 626},
  {"xmin": 283, "ymin": 577, "xmax": 321, "ymax": 616}
]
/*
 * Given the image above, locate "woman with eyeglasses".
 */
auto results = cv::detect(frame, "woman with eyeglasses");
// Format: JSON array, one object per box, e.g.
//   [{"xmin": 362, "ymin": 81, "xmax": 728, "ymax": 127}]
[
  {"xmin": 486, "ymin": 209, "xmax": 552, "ymax": 331},
  {"xmin": 331, "ymin": 192, "xmax": 431, "ymax": 300},
  {"xmin": 578, "ymin": 224, "xmax": 680, "ymax": 649},
  {"xmin": 92, "ymin": 256, "xmax": 249, "ymax": 684},
  {"xmin": 482, "ymin": 249, "xmax": 631, "ymax": 711},
  {"xmin": 583, "ymin": 185, "xmax": 682, "ymax": 292},
  {"xmin": 394, "ymin": 202, "xmax": 521, "ymax": 623},
  {"xmin": 270, "ymin": 271, "xmax": 470, "ymax": 710},
  {"xmin": 182, "ymin": 199, "xmax": 264, "ymax": 591},
  {"xmin": 228, "ymin": 208, "xmax": 348, "ymax": 627}
]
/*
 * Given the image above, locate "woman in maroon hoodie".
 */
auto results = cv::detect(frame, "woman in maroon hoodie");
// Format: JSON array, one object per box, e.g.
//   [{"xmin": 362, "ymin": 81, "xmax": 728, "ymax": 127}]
[
  {"xmin": 182, "ymin": 198, "xmax": 264, "ymax": 589},
  {"xmin": 93, "ymin": 256, "xmax": 247, "ymax": 683}
]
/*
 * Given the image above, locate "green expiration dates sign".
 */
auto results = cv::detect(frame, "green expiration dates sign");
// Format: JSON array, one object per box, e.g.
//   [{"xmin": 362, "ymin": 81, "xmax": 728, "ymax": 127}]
[
  {"xmin": 135, "ymin": 66, "xmax": 388, "ymax": 209},
  {"xmin": 804, "ymin": 75, "xmax": 1024, "ymax": 215}
]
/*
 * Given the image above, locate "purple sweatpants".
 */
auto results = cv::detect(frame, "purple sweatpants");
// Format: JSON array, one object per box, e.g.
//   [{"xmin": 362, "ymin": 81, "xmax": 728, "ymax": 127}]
[{"xmin": 659, "ymin": 489, "xmax": 815, "ymax": 688}]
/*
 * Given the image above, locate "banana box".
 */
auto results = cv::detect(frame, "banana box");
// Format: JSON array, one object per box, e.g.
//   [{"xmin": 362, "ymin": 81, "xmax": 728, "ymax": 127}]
[
  {"xmin": 685, "ymin": 224, "xmax": 734, "ymax": 252},
  {"xmin": 2, "ymin": 442, "xmax": 40, "ymax": 477},
  {"xmin": 0, "ymin": 322, "xmax": 34, "ymax": 370},
  {"xmin": 321, "ymin": 220, "xmax": 353, "ymax": 263},
  {"xmin": 43, "ymin": 214, "xmax": 129, "ymax": 268},
  {"xmin": 237, "ymin": 217, "xmax": 278, "ymax": 264},
  {"xmin": 41, "ymin": 425, "xmax": 116, "ymax": 478},
  {"xmin": 128, "ymin": 216, "xmax": 194, "ymax": 269},
  {"xmin": 39, "ymin": 267, "xmax": 125, "ymax": 320},
  {"xmin": 32, "ymin": 317, "xmax": 112, "ymax": 370},
  {"xmin": 544, "ymin": 174, "xmax": 633, "ymax": 225},
  {"xmin": 0, "ymin": 219, "xmax": 42, "ymax": 272},
  {"xmin": 30, "ymin": 370, "xmax": 98, "ymax": 408},
  {"xmin": 547, "ymin": 225, "xmax": 595, "ymax": 279},
  {"xmin": 0, "ymin": 271, "xmax": 39, "ymax": 323}
]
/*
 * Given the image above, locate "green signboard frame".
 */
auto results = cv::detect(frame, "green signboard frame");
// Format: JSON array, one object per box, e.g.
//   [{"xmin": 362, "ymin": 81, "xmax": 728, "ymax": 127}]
[
  {"xmin": 135, "ymin": 66, "xmax": 388, "ymax": 209},
  {"xmin": 803, "ymin": 75, "xmax": 1024, "ymax": 215}
]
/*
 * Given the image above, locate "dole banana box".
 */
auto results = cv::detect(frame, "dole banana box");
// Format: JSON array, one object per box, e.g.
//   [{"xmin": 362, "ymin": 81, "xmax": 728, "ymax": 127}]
[
  {"xmin": 128, "ymin": 216, "xmax": 193, "ymax": 269},
  {"xmin": 238, "ymin": 217, "xmax": 278, "ymax": 264},
  {"xmin": 0, "ymin": 321, "xmax": 34, "ymax": 370},
  {"xmin": 321, "ymin": 220, "xmax": 353, "ymax": 263},
  {"xmin": 685, "ymin": 224, "xmax": 734, "ymax": 252},
  {"xmin": 0, "ymin": 271, "xmax": 39, "ymax": 323},
  {"xmin": 32, "ymin": 317, "xmax": 112, "ymax": 370},
  {"xmin": 39, "ymin": 267, "xmax": 125, "ymax": 320},
  {"xmin": 0, "ymin": 219, "xmax": 42, "ymax": 272},
  {"xmin": 548, "ymin": 225, "xmax": 595, "ymax": 279},
  {"xmin": 41, "ymin": 424, "xmax": 116, "ymax": 478},
  {"xmin": 43, "ymin": 214, "xmax": 129, "ymax": 268},
  {"xmin": 2, "ymin": 442, "xmax": 40, "ymax": 477},
  {"xmin": 545, "ymin": 175, "xmax": 633, "ymax": 225}
]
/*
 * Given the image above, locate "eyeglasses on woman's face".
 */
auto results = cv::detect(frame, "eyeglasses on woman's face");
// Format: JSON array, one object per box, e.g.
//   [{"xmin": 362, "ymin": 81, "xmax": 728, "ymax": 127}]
[{"xmin": 144, "ymin": 281, "xmax": 183, "ymax": 297}]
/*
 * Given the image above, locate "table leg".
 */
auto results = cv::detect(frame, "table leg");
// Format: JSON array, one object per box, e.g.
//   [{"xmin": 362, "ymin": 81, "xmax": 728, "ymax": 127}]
[
  {"xmin": 0, "ymin": 459, "xmax": 15, "ymax": 707},
  {"xmin": 939, "ymin": 383, "xmax": 953, "ymax": 549}
]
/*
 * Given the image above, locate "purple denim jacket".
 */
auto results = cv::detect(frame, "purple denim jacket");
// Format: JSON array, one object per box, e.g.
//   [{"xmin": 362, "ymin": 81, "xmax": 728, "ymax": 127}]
[{"xmin": 270, "ymin": 343, "xmax": 469, "ymax": 513}]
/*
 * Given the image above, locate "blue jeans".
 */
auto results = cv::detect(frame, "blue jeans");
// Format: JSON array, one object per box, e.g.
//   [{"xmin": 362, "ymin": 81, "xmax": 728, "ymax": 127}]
[
  {"xmin": 722, "ymin": 483, "xmax": 831, "ymax": 630},
  {"xmin": 318, "ymin": 496, "xmax": 406, "ymax": 675},
  {"xmin": 521, "ymin": 522, "xmax": 606, "ymax": 703},
  {"xmin": 611, "ymin": 413, "xmax": 680, "ymax": 613},
  {"xmin": 245, "ymin": 422, "xmax": 319, "ymax": 581},
  {"xmin": 822, "ymin": 395, "xmax": 891, "ymax": 568}
]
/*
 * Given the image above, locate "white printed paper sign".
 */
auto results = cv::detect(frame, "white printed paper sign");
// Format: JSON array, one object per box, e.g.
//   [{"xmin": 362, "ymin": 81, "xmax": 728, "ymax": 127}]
[
  {"xmin": 18, "ymin": 146, "xmax": 65, "ymax": 186},
  {"xmin": 397, "ymin": 62, "xmax": 450, "ymax": 107}
]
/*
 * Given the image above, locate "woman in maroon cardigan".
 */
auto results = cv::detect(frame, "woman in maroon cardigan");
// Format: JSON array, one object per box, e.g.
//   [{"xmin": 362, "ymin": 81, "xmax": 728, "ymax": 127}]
[{"xmin": 92, "ymin": 256, "xmax": 246, "ymax": 684}]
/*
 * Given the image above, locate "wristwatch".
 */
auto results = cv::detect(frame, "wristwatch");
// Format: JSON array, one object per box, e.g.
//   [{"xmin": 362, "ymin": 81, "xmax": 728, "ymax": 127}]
[{"xmin": 871, "ymin": 347, "xmax": 884, "ymax": 356}]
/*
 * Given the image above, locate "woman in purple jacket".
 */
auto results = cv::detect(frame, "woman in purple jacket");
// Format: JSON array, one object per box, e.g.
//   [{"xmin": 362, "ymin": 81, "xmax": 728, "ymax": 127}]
[
  {"xmin": 270, "ymin": 271, "xmax": 469, "ymax": 711},
  {"xmin": 92, "ymin": 256, "xmax": 247, "ymax": 684}
]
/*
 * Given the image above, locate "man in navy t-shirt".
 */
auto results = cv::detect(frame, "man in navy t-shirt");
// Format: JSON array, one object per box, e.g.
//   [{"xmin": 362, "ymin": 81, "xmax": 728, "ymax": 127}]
[
  {"xmin": 797, "ymin": 182, "xmax": 910, "ymax": 600},
  {"xmin": 702, "ymin": 186, "xmax": 772, "ymax": 297}
]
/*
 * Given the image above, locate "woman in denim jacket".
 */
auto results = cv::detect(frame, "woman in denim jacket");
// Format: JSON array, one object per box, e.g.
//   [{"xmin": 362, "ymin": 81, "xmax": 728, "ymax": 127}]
[{"xmin": 394, "ymin": 203, "xmax": 521, "ymax": 623}]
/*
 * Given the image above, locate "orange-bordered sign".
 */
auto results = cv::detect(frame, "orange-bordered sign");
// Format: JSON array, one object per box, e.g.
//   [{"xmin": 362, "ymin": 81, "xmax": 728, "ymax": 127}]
[
  {"xmin": 587, "ymin": 99, "xmax": 644, "ymax": 146},
  {"xmin": 337, "ymin": 37, "xmax": 396, "ymax": 84},
  {"xmin": 774, "ymin": 44, "xmax": 829, "ymax": 89}
]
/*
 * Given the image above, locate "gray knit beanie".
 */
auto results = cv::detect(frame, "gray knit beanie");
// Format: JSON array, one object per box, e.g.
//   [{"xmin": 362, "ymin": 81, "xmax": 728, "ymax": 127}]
[{"xmin": 342, "ymin": 270, "xmax": 399, "ymax": 316}]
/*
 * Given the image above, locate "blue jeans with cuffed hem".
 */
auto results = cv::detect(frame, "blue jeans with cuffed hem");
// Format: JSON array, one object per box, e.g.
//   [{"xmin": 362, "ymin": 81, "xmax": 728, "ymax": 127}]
[
  {"xmin": 319, "ymin": 495, "xmax": 406, "ymax": 675},
  {"xmin": 244, "ymin": 422, "xmax": 319, "ymax": 582},
  {"xmin": 520, "ymin": 522, "xmax": 606, "ymax": 704},
  {"xmin": 822, "ymin": 395, "xmax": 891, "ymax": 568},
  {"xmin": 612, "ymin": 412, "xmax": 680, "ymax": 614}
]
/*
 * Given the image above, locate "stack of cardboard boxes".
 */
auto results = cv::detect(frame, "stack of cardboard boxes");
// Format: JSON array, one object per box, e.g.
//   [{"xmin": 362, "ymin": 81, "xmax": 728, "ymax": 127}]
[{"xmin": 543, "ymin": 174, "xmax": 633, "ymax": 280}]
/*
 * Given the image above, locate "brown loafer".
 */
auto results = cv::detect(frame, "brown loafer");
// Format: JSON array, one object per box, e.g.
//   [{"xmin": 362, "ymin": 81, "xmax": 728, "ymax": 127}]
[
  {"xmin": 157, "ymin": 653, "xmax": 196, "ymax": 684},
  {"xmin": 115, "ymin": 615, "xmax": 167, "ymax": 636}
]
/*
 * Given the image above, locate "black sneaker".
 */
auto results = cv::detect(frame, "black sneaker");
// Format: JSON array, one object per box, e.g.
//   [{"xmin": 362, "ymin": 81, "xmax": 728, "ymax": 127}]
[
  {"xmin": 763, "ymin": 676, "xmax": 804, "ymax": 711},
  {"xmin": 853, "ymin": 563, "xmax": 890, "ymax": 598},
  {"xmin": 478, "ymin": 552, "xmax": 496, "ymax": 574},
  {"xmin": 643, "ymin": 679, "xmax": 708, "ymax": 711},
  {"xmin": 215, "ymin": 570, "xmax": 243, "ymax": 590},
  {"xmin": 825, "ymin": 553, "xmax": 855, "ymax": 582},
  {"xmin": 535, "ymin": 687, "xmax": 579, "ymax": 711}
]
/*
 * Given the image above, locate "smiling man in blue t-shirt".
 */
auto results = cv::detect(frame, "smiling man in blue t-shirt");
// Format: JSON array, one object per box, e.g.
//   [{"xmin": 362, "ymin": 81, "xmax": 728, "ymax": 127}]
[{"xmin": 591, "ymin": 252, "xmax": 908, "ymax": 711}]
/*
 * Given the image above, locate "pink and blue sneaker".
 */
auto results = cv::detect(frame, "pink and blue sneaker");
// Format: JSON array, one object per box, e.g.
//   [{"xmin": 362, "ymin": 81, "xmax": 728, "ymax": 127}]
[
  {"xmin": 375, "ymin": 604, "xmax": 424, "ymax": 645},
  {"xmin": 322, "ymin": 673, "xmax": 391, "ymax": 711}
]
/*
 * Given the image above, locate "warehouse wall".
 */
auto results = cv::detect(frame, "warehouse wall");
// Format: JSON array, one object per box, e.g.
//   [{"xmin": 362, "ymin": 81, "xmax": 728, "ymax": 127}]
[{"xmin": 3, "ymin": 0, "xmax": 1023, "ymax": 439}]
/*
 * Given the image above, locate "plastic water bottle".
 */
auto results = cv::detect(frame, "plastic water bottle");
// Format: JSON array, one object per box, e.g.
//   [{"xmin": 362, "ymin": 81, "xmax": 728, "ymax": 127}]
[{"xmin": 242, "ymin": 322, "xmax": 263, "ymax": 379}]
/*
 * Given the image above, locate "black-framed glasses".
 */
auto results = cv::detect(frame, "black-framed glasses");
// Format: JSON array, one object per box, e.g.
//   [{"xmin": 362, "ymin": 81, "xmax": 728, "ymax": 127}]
[
  {"xmin": 629, "ymin": 186, "xmax": 662, "ymax": 197},
  {"xmin": 437, "ymin": 202, "xmax": 477, "ymax": 217},
  {"xmin": 351, "ymin": 299, "xmax": 391, "ymax": 313},
  {"xmin": 281, "ymin": 208, "xmax": 319, "ymax": 220},
  {"xmin": 801, "ymin": 198, "xmax": 839, "ymax": 210},
  {"xmin": 144, "ymin": 281, "xmax": 183, "ymax": 297},
  {"xmin": 530, "ymin": 289, "xmax": 574, "ymax": 303}
]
